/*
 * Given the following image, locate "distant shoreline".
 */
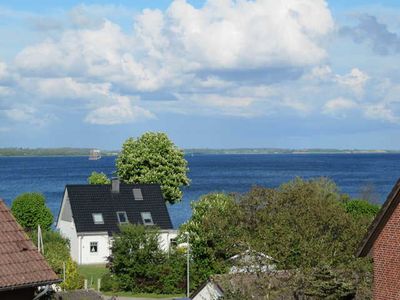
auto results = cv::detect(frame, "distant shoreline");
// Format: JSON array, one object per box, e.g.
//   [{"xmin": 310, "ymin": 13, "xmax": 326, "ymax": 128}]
[{"xmin": 0, "ymin": 147, "xmax": 399, "ymax": 157}]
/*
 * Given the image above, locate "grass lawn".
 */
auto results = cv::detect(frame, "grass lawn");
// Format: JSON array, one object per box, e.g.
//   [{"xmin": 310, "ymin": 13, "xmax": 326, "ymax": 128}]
[
  {"xmin": 103, "ymin": 291, "xmax": 185, "ymax": 298},
  {"xmin": 78, "ymin": 264, "xmax": 108, "ymax": 290}
]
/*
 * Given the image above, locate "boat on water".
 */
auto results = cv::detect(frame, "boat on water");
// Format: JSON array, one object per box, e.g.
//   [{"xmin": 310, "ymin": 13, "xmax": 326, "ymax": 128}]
[{"xmin": 89, "ymin": 149, "xmax": 101, "ymax": 160}]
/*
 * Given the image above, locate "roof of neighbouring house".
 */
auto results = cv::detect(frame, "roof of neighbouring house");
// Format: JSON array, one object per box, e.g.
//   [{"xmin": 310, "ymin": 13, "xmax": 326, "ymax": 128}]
[
  {"xmin": 63, "ymin": 183, "xmax": 173, "ymax": 234},
  {"xmin": 0, "ymin": 200, "xmax": 61, "ymax": 291},
  {"xmin": 357, "ymin": 179, "xmax": 400, "ymax": 257}
]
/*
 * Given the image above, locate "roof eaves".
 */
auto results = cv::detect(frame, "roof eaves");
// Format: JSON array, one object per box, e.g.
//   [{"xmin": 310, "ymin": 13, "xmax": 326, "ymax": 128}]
[{"xmin": 0, "ymin": 279, "xmax": 62, "ymax": 292}]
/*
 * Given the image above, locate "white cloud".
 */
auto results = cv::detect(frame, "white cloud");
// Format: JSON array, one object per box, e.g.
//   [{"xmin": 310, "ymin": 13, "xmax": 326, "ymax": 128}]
[
  {"xmin": 323, "ymin": 97, "xmax": 358, "ymax": 116},
  {"xmin": 336, "ymin": 68, "xmax": 369, "ymax": 96},
  {"xmin": 3, "ymin": 106, "xmax": 53, "ymax": 126},
  {"xmin": 85, "ymin": 96, "xmax": 155, "ymax": 125},
  {"xmin": 364, "ymin": 104, "xmax": 399, "ymax": 123}
]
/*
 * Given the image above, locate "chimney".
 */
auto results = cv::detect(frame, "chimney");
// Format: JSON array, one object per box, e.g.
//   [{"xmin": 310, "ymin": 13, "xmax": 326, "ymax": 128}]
[{"xmin": 111, "ymin": 178, "xmax": 120, "ymax": 193}]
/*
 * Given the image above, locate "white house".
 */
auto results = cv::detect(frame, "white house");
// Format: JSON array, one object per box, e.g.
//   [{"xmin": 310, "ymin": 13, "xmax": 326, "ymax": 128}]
[
  {"xmin": 56, "ymin": 179, "xmax": 177, "ymax": 264},
  {"xmin": 191, "ymin": 280, "xmax": 224, "ymax": 300}
]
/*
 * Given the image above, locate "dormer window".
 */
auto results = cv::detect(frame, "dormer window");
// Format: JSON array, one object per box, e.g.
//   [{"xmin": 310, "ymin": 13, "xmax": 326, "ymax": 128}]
[
  {"xmin": 117, "ymin": 211, "xmax": 128, "ymax": 224},
  {"xmin": 133, "ymin": 188, "xmax": 143, "ymax": 200},
  {"xmin": 92, "ymin": 213, "xmax": 104, "ymax": 224},
  {"xmin": 141, "ymin": 212, "xmax": 154, "ymax": 225}
]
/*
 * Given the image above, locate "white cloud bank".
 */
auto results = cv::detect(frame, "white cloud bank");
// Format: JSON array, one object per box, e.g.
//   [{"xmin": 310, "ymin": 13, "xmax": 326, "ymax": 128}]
[{"xmin": 1, "ymin": 0, "xmax": 399, "ymax": 127}]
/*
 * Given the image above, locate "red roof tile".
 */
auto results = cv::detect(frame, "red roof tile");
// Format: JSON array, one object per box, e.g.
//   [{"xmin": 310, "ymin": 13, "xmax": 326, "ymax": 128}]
[{"xmin": 0, "ymin": 199, "xmax": 60, "ymax": 291}]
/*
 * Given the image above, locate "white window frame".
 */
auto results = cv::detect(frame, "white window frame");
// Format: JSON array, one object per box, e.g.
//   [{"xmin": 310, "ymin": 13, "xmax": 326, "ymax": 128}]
[
  {"xmin": 116, "ymin": 211, "xmax": 129, "ymax": 224},
  {"xmin": 141, "ymin": 212, "xmax": 154, "ymax": 225},
  {"xmin": 92, "ymin": 213, "xmax": 104, "ymax": 224}
]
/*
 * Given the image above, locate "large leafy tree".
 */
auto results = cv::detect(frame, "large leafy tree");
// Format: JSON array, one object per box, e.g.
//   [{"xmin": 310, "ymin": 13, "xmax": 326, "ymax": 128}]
[
  {"xmin": 11, "ymin": 192, "xmax": 54, "ymax": 231},
  {"xmin": 116, "ymin": 132, "xmax": 190, "ymax": 204},
  {"xmin": 179, "ymin": 193, "xmax": 244, "ymax": 285},
  {"xmin": 181, "ymin": 178, "xmax": 375, "ymax": 297}
]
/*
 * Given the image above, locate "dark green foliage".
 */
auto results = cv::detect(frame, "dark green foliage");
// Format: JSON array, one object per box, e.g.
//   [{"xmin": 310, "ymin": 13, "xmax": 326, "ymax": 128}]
[
  {"xmin": 108, "ymin": 224, "xmax": 186, "ymax": 294},
  {"xmin": 11, "ymin": 192, "xmax": 54, "ymax": 230},
  {"xmin": 116, "ymin": 132, "xmax": 190, "ymax": 204},
  {"xmin": 344, "ymin": 199, "xmax": 380, "ymax": 219},
  {"xmin": 179, "ymin": 193, "xmax": 242, "ymax": 287},
  {"xmin": 100, "ymin": 272, "xmax": 119, "ymax": 292},
  {"xmin": 87, "ymin": 171, "xmax": 111, "ymax": 184},
  {"xmin": 29, "ymin": 230, "xmax": 70, "ymax": 275},
  {"xmin": 180, "ymin": 178, "xmax": 374, "ymax": 297}
]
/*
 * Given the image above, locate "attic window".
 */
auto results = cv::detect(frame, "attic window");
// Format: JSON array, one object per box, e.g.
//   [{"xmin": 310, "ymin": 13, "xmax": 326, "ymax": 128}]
[
  {"xmin": 141, "ymin": 212, "xmax": 154, "ymax": 225},
  {"xmin": 92, "ymin": 213, "xmax": 104, "ymax": 224},
  {"xmin": 117, "ymin": 211, "xmax": 128, "ymax": 224},
  {"xmin": 133, "ymin": 188, "xmax": 143, "ymax": 200}
]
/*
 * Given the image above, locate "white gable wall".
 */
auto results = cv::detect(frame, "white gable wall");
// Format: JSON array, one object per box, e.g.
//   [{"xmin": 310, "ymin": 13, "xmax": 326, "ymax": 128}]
[
  {"xmin": 192, "ymin": 282, "xmax": 224, "ymax": 300},
  {"xmin": 159, "ymin": 230, "xmax": 178, "ymax": 252},
  {"xmin": 79, "ymin": 234, "xmax": 111, "ymax": 265},
  {"xmin": 57, "ymin": 190, "xmax": 79, "ymax": 262}
]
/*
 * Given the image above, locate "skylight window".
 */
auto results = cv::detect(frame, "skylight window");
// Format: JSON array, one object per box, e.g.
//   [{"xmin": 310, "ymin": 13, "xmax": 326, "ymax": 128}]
[
  {"xmin": 117, "ymin": 211, "xmax": 128, "ymax": 224},
  {"xmin": 141, "ymin": 212, "xmax": 154, "ymax": 225},
  {"xmin": 92, "ymin": 213, "xmax": 104, "ymax": 224},
  {"xmin": 133, "ymin": 188, "xmax": 143, "ymax": 200}
]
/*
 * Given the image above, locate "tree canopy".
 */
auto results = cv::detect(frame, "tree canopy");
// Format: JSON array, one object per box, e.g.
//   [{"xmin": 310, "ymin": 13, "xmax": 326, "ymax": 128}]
[
  {"xmin": 87, "ymin": 171, "xmax": 111, "ymax": 184},
  {"xmin": 11, "ymin": 192, "xmax": 54, "ymax": 231},
  {"xmin": 116, "ymin": 132, "xmax": 190, "ymax": 204},
  {"xmin": 180, "ymin": 178, "xmax": 377, "ymax": 298}
]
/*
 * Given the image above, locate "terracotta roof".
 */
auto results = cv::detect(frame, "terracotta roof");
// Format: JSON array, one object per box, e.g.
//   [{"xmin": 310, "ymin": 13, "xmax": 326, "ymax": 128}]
[
  {"xmin": 0, "ymin": 199, "xmax": 60, "ymax": 291},
  {"xmin": 357, "ymin": 179, "xmax": 400, "ymax": 257}
]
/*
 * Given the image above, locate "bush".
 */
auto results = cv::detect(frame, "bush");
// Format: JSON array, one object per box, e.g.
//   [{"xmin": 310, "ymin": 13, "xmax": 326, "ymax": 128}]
[
  {"xmin": 100, "ymin": 272, "xmax": 119, "ymax": 292},
  {"xmin": 11, "ymin": 192, "xmax": 54, "ymax": 231},
  {"xmin": 109, "ymin": 225, "xmax": 166, "ymax": 293},
  {"xmin": 29, "ymin": 230, "xmax": 70, "ymax": 275},
  {"xmin": 344, "ymin": 199, "xmax": 380, "ymax": 219},
  {"xmin": 87, "ymin": 171, "xmax": 110, "ymax": 184},
  {"xmin": 60, "ymin": 259, "xmax": 84, "ymax": 291}
]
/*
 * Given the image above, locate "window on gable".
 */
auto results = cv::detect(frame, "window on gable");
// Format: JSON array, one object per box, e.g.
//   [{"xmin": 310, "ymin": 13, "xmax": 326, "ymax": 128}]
[
  {"xmin": 133, "ymin": 188, "xmax": 143, "ymax": 200},
  {"xmin": 117, "ymin": 211, "xmax": 128, "ymax": 224},
  {"xmin": 92, "ymin": 213, "xmax": 104, "ymax": 224},
  {"xmin": 141, "ymin": 212, "xmax": 154, "ymax": 225},
  {"xmin": 90, "ymin": 242, "xmax": 98, "ymax": 253}
]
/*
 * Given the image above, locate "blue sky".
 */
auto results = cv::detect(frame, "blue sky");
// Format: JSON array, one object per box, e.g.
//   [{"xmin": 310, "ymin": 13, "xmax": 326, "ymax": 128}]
[{"xmin": 1, "ymin": 0, "xmax": 400, "ymax": 149}]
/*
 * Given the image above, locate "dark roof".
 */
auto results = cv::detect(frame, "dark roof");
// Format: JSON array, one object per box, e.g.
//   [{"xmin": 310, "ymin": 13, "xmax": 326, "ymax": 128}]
[
  {"xmin": 357, "ymin": 179, "xmax": 400, "ymax": 257},
  {"xmin": 0, "ymin": 200, "xmax": 60, "ymax": 291},
  {"xmin": 65, "ymin": 183, "xmax": 173, "ymax": 234}
]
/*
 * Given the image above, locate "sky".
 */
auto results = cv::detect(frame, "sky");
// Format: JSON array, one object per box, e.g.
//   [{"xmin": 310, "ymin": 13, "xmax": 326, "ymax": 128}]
[{"xmin": 0, "ymin": 0, "xmax": 400, "ymax": 149}]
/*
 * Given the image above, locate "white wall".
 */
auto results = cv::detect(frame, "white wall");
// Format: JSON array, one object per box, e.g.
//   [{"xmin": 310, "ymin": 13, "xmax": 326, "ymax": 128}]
[
  {"xmin": 58, "ymin": 220, "xmax": 79, "ymax": 262},
  {"xmin": 159, "ymin": 230, "xmax": 178, "ymax": 252},
  {"xmin": 80, "ymin": 234, "xmax": 111, "ymax": 264},
  {"xmin": 192, "ymin": 282, "xmax": 224, "ymax": 300}
]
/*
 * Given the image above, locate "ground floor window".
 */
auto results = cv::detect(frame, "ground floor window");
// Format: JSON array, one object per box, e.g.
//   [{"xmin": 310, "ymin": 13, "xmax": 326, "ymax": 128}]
[{"xmin": 90, "ymin": 242, "xmax": 98, "ymax": 253}]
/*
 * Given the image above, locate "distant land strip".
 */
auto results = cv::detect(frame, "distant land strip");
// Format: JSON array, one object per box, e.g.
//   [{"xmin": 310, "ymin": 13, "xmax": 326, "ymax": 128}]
[{"xmin": 0, "ymin": 147, "xmax": 399, "ymax": 157}]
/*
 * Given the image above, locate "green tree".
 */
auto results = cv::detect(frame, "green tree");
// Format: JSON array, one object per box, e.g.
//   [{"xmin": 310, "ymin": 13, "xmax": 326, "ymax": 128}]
[
  {"xmin": 87, "ymin": 171, "xmax": 111, "ymax": 184},
  {"xmin": 179, "ymin": 193, "xmax": 243, "ymax": 286},
  {"xmin": 344, "ymin": 199, "xmax": 380, "ymax": 220},
  {"xmin": 240, "ymin": 178, "xmax": 364, "ymax": 269},
  {"xmin": 11, "ymin": 192, "xmax": 53, "ymax": 231},
  {"xmin": 116, "ymin": 132, "xmax": 190, "ymax": 204},
  {"xmin": 108, "ymin": 225, "xmax": 166, "ymax": 293},
  {"xmin": 29, "ymin": 230, "xmax": 70, "ymax": 275},
  {"xmin": 60, "ymin": 258, "xmax": 84, "ymax": 290}
]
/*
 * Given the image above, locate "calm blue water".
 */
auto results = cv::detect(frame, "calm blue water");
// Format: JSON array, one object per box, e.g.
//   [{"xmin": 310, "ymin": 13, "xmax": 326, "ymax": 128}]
[{"xmin": 0, "ymin": 154, "xmax": 399, "ymax": 228}]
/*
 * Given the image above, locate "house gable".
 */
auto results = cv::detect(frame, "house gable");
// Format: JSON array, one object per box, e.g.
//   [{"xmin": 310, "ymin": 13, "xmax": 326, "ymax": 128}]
[
  {"xmin": 357, "ymin": 178, "xmax": 400, "ymax": 300},
  {"xmin": 64, "ymin": 183, "xmax": 173, "ymax": 235}
]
